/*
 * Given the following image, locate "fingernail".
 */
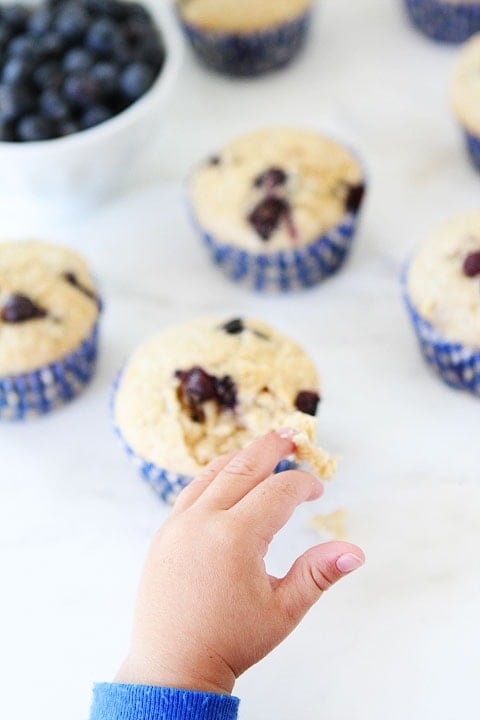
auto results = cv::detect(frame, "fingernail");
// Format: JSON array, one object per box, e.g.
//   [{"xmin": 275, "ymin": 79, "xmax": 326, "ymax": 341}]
[
  {"xmin": 277, "ymin": 427, "xmax": 296, "ymax": 440},
  {"xmin": 336, "ymin": 553, "xmax": 364, "ymax": 574}
]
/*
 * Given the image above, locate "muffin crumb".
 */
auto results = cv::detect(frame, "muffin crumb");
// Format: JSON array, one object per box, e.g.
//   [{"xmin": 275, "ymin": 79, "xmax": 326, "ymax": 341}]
[{"xmin": 281, "ymin": 410, "xmax": 337, "ymax": 481}]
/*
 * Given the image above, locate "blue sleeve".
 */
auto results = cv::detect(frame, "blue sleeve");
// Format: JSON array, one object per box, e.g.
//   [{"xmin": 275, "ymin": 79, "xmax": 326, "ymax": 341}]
[{"xmin": 89, "ymin": 683, "xmax": 240, "ymax": 720}]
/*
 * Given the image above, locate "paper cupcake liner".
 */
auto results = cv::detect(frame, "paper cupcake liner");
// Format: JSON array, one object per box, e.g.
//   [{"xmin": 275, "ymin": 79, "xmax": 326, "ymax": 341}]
[
  {"xmin": 114, "ymin": 426, "xmax": 193, "ymax": 505},
  {"xmin": 461, "ymin": 129, "xmax": 480, "ymax": 172},
  {"xmin": 404, "ymin": 0, "xmax": 480, "ymax": 43},
  {"xmin": 0, "ymin": 322, "xmax": 100, "ymax": 421},
  {"xmin": 112, "ymin": 375, "xmax": 297, "ymax": 504},
  {"xmin": 197, "ymin": 211, "xmax": 359, "ymax": 293},
  {"xmin": 178, "ymin": 10, "xmax": 311, "ymax": 77},
  {"xmin": 403, "ymin": 282, "xmax": 480, "ymax": 396}
]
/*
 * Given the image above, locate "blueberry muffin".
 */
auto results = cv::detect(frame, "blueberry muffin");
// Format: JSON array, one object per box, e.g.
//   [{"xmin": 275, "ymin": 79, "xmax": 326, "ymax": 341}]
[
  {"xmin": 404, "ymin": 0, "xmax": 480, "ymax": 43},
  {"xmin": 0, "ymin": 241, "xmax": 101, "ymax": 419},
  {"xmin": 189, "ymin": 128, "xmax": 366, "ymax": 292},
  {"xmin": 405, "ymin": 211, "xmax": 480, "ymax": 394},
  {"xmin": 176, "ymin": 0, "xmax": 312, "ymax": 76},
  {"xmin": 113, "ymin": 316, "xmax": 335, "ymax": 503},
  {"xmin": 451, "ymin": 33, "xmax": 480, "ymax": 170}
]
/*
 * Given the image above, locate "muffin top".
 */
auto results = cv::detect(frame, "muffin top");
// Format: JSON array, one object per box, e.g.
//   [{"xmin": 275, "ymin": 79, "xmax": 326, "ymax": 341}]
[
  {"xmin": 451, "ymin": 33, "xmax": 480, "ymax": 132},
  {"xmin": 190, "ymin": 128, "xmax": 364, "ymax": 253},
  {"xmin": 0, "ymin": 242, "xmax": 100, "ymax": 376},
  {"xmin": 114, "ymin": 316, "xmax": 321, "ymax": 477},
  {"xmin": 407, "ymin": 211, "xmax": 480, "ymax": 348},
  {"xmin": 177, "ymin": 0, "xmax": 311, "ymax": 33}
]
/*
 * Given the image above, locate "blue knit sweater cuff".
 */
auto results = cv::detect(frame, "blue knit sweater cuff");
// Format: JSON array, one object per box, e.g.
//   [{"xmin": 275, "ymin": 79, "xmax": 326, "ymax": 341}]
[{"xmin": 90, "ymin": 683, "xmax": 240, "ymax": 720}]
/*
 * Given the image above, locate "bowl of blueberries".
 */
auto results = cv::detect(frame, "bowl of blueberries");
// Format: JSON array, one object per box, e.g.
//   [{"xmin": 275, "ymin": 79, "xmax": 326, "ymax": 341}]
[{"xmin": 0, "ymin": 0, "xmax": 182, "ymax": 208}]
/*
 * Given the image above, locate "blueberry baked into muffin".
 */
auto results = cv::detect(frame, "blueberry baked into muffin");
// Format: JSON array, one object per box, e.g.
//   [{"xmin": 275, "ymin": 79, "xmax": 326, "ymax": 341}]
[
  {"xmin": 113, "ymin": 316, "xmax": 336, "ymax": 503},
  {"xmin": 403, "ymin": 0, "xmax": 480, "ymax": 43},
  {"xmin": 189, "ymin": 128, "xmax": 366, "ymax": 292},
  {"xmin": 176, "ymin": 0, "xmax": 312, "ymax": 76},
  {"xmin": 451, "ymin": 33, "xmax": 480, "ymax": 170},
  {"xmin": 404, "ymin": 211, "xmax": 480, "ymax": 395},
  {"xmin": 0, "ymin": 241, "xmax": 101, "ymax": 419}
]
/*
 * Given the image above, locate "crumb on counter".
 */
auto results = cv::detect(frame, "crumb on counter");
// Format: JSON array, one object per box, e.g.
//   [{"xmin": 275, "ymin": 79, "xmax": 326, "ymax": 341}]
[{"xmin": 308, "ymin": 510, "xmax": 347, "ymax": 541}]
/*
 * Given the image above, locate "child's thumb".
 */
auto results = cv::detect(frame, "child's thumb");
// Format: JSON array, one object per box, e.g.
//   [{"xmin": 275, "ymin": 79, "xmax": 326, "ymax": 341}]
[{"xmin": 276, "ymin": 542, "xmax": 365, "ymax": 628}]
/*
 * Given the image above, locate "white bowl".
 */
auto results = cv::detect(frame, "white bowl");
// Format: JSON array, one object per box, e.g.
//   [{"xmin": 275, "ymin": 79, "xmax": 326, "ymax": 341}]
[{"xmin": 0, "ymin": 0, "xmax": 183, "ymax": 213}]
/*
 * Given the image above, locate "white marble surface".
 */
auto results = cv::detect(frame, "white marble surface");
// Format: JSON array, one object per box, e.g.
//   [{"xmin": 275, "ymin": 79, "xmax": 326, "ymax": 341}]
[{"xmin": 1, "ymin": 1, "xmax": 479, "ymax": 719}]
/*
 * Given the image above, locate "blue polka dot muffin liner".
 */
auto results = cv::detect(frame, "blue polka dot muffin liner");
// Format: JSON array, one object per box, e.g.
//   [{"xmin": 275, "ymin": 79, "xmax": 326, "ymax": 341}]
[
  {"xmin": 178, "ymin": 10, "xmax": 311, "ymax": 77},
  {"xmin": 0, "ymin": 322, "xmax": 100, "ymax": 421},
  {"xmin": 112, "ymin": 374, "xmax": 296, "ymax": 504},
  {"xmin": 196, "ymin": 210, "xmax": 359, "ymax": 293},
  {"xmin": 404, "ymin": 0, "xmax": 480, "ymax": 43},
  {"xmin": 403, "ymin": 279, "xmax": 480, "ymax": 396}
]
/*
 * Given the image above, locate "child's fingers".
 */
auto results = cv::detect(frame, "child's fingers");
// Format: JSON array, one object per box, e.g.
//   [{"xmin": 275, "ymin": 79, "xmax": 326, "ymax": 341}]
[
  {"xmin": 274, "ymin": 542, "xmax": 365, "ymax": 628},
  {"xmin": 232, "ymin": 470, "xmax": 323, "ymax": 545},
  {"xmin": 199, "ymin": 432, "xmax": 295, "ymax": 510},
  {"xmin": 173, "ymin": 451, "xmax": 238, "ymax": 513}
]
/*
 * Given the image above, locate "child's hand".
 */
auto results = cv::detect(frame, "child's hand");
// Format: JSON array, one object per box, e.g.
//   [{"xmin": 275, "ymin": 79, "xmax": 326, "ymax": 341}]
[{"xmin": 116, "ymin": 430, "xmax": 365, "ymax": 695}]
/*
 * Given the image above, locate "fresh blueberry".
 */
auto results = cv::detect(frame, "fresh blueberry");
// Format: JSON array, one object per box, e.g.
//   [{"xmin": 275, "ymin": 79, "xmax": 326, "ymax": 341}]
[
  {"xmin": 91, "ymin": 61, "xmax": 119, "ymax": 94},
  {"xmin": 0, "ymin": 25, "xmax": 14, "ymax": 52},
  {"xmin": 16, "ymin": 114, "xmax": 56, "ymax": 141},
  {"xmin": 0, "ymin": 83, "xmax": 35, "ymax": 121},
  {"xmin": 39, "ymin": 89, "xmax": 71, "ymax": 121},
  {"xmin": 28, "ymin": 7, "xmax": 54, "ymax": 36},
  {"xmin": 86, "ymin": 18, "xmax": 122, "ymax": 55},
  {"xmin": 63, "ymin": 73, "xmax": 102, "ymax": 106},
  {"xmin": 33, "ymin": 61, "xmax": 64, "ymax": 90},
  {"xmin": 107, "ymin": 91, "xmax": 129, "ymax": 114},
  {"xmin": 125, "ymin": 2, "xmax": 150, "ymax": 21},
  {"xmin": 85, "ymin": 0, "xmax": 129, "ymax": 20},
  {"xmin": 2, "ymin": 57, "xmax": 33, "ymax": 85},
  {"xmin": 59, "ymin": 118, "xmax": 80, "ymax": 136},
  {"xmin": 125, "ymin": 16, "xmax": 155, "ymax": 43},
  {"xmin": 345, "ymin": 182, "xmax": 366, "ymax": 214},
  {"xmin": 55, "ymin": 3, "xmax": 90, "ymax": 41},
  {"xmin": 248, "ymin": 196, "xmax": 289, "ymax": 241},
  {"xmin": 7, "ymin": 35, "xmax": 38, "ymax": 61},
  {"xmin": 63, "ymin": 47, "xmax": 95, "ymax": 73},
  {"xmin": 132, "ymin": 37, "xmax": 165, "ymax": 69},
  {"xmin": 295, "ymin": 391, "xmax": 320, "ymax": 416},
  {"xmin": 80, "ymin": 104, "xmax": 111, "ymax": 129},
  {"xmin": 40, "ymin": 32, "xmax": 66, "ymax": 58},
  {"xmin": 111, "ymin": 36, "xmax": 131, "ymax": 65},
  {"xmin": 2, "ymin": 4, "xmax": 29, "ymax": 32},
  {"xmin": 1, "ymin": 294, "xmax": 47, "ymax": 322},
  {"xmin": 0, "ymin": 117, "xmax": 15, "ymax": 141},
  {"xmin": 146, "ymin": 40, "xmax": 165, "ymax": 71},
  {"xmin": 119, "ymin": 62, "xmax": 155, "ymax": 100}
]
